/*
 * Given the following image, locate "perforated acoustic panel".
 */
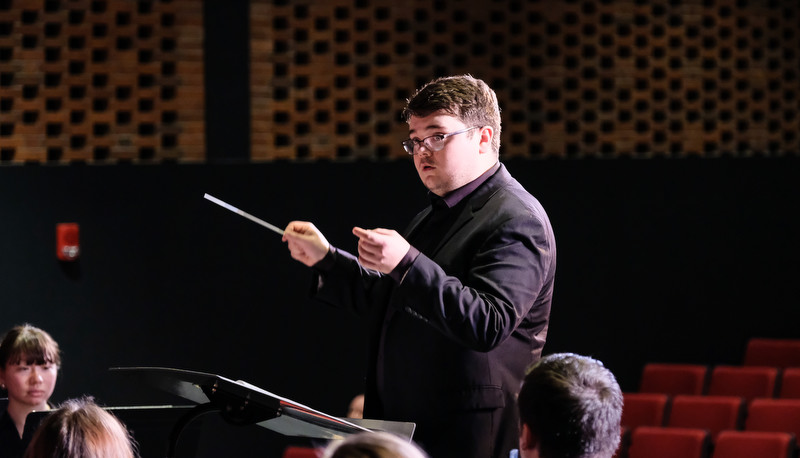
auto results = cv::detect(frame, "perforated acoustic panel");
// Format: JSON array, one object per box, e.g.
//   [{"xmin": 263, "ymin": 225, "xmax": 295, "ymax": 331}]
[
  {"xmin": 251, "ymin": 0, "xmax": 799, "ymax": 160},
  {"xmin": 0, "ymin": 0, "xmax": 203, "ymax": 163},
  {"xmin": 1, "ymin": 1, "xmax": 797, "ymax": 162}
]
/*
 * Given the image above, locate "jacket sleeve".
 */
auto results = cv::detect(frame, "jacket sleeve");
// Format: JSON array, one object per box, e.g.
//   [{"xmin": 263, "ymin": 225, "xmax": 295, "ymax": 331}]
[
  {"xmin": 310, "ymin": 246, "xmax": 395, "ymax": 317},
  {"xmin": 391, "ymin": 212, "xmax": 555, "ymax": 352}
]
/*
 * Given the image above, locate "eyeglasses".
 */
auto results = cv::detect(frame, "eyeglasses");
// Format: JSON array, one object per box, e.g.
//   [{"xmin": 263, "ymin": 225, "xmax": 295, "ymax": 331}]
[{"xmin": 401, "ymin": 126, "xmax": 480, "ymax": 155}]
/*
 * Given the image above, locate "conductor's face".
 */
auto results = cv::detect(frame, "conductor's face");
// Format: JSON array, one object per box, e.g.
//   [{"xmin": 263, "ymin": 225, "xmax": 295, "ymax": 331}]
[{"xmin": 407, "ymin": 110, "xmax": 485, "ymax": 196}]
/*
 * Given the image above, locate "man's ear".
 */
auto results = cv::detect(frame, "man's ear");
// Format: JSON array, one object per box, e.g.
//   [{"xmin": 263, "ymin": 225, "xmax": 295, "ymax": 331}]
[
  {"xmin": 520, "ymin": 423, "xmax": 538, "ymax": 450},
  {"xmin": 477, "ymin": 126, "xmax": 494, "ymax": 154}
]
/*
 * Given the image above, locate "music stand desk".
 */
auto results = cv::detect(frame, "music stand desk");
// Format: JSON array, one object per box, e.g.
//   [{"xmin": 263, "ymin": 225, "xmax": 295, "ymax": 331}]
[{"xmin": 109, "ymin": 367, "xmax": 415, "ymax": 456}]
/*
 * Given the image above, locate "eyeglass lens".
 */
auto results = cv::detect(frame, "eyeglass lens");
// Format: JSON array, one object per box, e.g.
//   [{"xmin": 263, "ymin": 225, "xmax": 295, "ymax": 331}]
[{"xmin": 403, "ymin": 126, "xmax": 478, "ymax": 155}]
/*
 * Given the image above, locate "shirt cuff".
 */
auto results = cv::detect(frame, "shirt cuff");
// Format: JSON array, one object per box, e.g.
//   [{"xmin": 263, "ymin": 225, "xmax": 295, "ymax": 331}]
[
  {"xmin": 312, "ymin": 246, "xmax": 337, "ymax": 272},
  {"xmin": 389, "ymin": 246, "xmax": 420, "ymax": 283}
]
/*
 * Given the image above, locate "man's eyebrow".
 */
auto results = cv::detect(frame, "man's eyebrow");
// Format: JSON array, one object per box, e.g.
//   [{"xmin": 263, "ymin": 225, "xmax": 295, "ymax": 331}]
[{"xmin": 408, "ymin": 124, "xmax": 446, "ymax": 136}]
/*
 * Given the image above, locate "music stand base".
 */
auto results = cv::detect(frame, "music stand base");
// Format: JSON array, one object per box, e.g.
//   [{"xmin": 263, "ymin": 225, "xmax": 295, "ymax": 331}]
[{"xmin": 166, "ymin": 403, "xmax": 219, "ymax": 458}]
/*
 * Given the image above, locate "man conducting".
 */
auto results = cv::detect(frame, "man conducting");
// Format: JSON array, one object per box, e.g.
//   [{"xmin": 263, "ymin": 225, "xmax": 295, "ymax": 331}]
[{"xmin": 282, "ymin": 75, "xmax": 556, "ymax": 458}]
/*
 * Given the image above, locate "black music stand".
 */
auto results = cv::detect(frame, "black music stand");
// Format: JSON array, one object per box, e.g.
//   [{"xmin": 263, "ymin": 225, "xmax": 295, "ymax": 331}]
[{"xmin": 110, "ymin": 367, "xmax": 410, "ymax": 458}]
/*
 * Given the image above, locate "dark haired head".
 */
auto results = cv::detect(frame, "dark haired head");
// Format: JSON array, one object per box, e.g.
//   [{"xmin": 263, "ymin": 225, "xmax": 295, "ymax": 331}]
[
  {"xmin": 0, "ymin": 324, "xmax": 61, "ymax": 369},
  {"xmin": 403, "ymin": 75, "xmax": 502, "ymax": 154},
  {"xmin": 518, "ymin": 353, "xmax": 623, "ymax": 458}
]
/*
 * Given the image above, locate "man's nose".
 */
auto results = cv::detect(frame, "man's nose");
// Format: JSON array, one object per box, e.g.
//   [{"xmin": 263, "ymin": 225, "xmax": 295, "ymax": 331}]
[{"xmin": 415, "ymin": 144, "xmax": 433, "ymax": 157}]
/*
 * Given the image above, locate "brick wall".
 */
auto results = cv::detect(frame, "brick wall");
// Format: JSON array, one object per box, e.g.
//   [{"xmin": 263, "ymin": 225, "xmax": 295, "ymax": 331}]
[
  {"xmin": 1, "ymin": 0, "xmax": 797, "ymax": 163},
  {"xmin": 251, "ymin": 0, "xmax": 799, "ymax": 160},
  {"xmin": 0, "ymin": 0, "xmax": 204, "ymax": 163}
]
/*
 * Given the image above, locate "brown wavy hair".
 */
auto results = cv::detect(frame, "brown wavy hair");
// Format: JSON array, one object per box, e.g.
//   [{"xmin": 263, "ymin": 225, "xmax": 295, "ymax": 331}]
[
  {"xmin": 0, "ymin": 324, "xmax": 61, "ymax": 368},
  {"xmin": 402, "ymin": 74, "xmax": 502, "ymax": 155}
]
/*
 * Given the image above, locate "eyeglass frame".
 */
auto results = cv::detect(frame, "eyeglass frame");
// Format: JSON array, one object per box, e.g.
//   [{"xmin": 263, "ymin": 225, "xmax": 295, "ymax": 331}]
[{"xmin": 401, "ymin": 125, "xmax": 481, "ymax": 155}]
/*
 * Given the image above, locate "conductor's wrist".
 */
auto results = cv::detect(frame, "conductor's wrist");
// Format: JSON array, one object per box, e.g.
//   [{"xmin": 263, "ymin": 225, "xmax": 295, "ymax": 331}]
[
  {"xmin": 312, "ymin": 246, "xmax": 337, "ymax": 272},
  {"xmin": 389, "ymin": 246, "xmax": 419, "ymax": 283}
]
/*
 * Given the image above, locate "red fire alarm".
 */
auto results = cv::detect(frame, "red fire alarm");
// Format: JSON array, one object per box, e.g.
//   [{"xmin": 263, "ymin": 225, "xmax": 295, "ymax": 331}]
[{"xmin": 56, "ymin": 223, "xmax": 80, "ymax": 261}]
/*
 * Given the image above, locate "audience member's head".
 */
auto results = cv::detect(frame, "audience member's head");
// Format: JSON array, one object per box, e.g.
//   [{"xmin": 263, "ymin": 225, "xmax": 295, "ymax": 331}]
[
  {"xmin": 517, "ymin": 353, "xmax": 623, "ymax": 458},
  {"xmin": 346, "ymin": 393, "xmax": 365, "ymax": 419},
  {"xmin": 0, "ymin": 324, "xmax": 61, "ymax": 412},
  {"xmin": 24, "ymin": 397, "xmax": 137, "ymax": 458},
  {"xmin": 323, "ymin": 431, "xmax": 428, "ymax": 458}
]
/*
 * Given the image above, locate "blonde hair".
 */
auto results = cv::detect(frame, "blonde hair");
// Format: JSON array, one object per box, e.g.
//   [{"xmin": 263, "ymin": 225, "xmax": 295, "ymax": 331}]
[
  {"xmin": 25, "ymin": 397, "xmax": 137, "ymax": 458},
  {"xmin": 323, "ymin": 431, "xmax": 428, "ymax": 458}
]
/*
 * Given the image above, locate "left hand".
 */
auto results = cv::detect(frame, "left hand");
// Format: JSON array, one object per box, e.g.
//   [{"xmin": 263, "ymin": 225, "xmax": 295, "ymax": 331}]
[{"xmin": 352, "ymin": 227, "xmax": 410, "ymax": 274}]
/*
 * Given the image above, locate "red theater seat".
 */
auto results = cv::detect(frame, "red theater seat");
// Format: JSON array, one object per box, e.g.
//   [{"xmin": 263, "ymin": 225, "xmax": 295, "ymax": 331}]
[
  {"xmin": 779, "ymin": 367, "xmax": 800, "ymax": 399},
  {"xmin": 283, "ymin": 446, "xmax": 322, "ymax": 458},
  {"xmin": 746, "ymin": 398, "xmax": 800, "ymax": 446},
  {"xmin": 744, "ymin": 338, "xmax": 800, "ymax": 368},
  {"xmin": 707, "ymin": 365, "xmax": 778, "ymax": 400},
  {"xmin": 622, "ymin": 392, "xmax": 670, "ymax": 429},
  {"xmin": 667, "ymin": 395, "xmax": 745, "ymax": 443},
  {"xmin": 712, "ymin": 430, "xmax": 795, "ymax": 458},
  {"xmin": 627, "ymin": 426, "xmax": 711, "ymax": 458},
  {"xmin": 617, "ymin": 393, "xmax": 670, "ymax": 458},
  {"xmin": 639, "ymin": 363, "xmax": 709, "ymax": 396}
]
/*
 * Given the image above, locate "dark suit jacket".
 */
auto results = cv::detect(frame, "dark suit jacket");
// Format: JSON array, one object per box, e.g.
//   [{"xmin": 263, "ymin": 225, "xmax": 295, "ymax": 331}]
[{"xmin": 313, "ymin": 163, "xmax": 556, "ymax": 458}]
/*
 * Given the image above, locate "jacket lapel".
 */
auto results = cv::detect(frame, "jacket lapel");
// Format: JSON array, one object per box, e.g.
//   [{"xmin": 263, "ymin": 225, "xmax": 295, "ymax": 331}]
[
  {"xmin": 427, "ymin": 164, "xmax": 512, "ymax": 257},
  {"xmin": 403, "ymin": 205, "xmax": 432, "ymax": 240}
]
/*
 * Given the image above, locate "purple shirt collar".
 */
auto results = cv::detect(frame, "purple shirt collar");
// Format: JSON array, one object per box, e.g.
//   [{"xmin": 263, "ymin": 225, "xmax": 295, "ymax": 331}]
[{"xmin": 436, "ymin": 161, "xmax": 501, "ymax": 209}]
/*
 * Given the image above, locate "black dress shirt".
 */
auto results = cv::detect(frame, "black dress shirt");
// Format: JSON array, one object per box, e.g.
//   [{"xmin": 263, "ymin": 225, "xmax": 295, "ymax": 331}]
[{"xmin": 0, "ymin": 403, "xmax": 36, "ymax": 458}]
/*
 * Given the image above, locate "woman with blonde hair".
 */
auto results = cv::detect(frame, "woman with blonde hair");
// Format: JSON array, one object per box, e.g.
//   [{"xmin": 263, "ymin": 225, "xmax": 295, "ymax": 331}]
[
  {"xmin": 323, "ymin": 431, "xmax": 428, "ymax": 458},
  {"xmin": 24, "ymin": 396, "xmax": 137, "ymax": 458}
]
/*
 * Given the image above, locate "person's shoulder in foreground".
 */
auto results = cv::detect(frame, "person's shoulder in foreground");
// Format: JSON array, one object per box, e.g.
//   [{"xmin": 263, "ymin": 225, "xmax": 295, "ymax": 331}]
[{"xmin": 517, "ymin": 353, "xmax": 623, "ymax": 458}]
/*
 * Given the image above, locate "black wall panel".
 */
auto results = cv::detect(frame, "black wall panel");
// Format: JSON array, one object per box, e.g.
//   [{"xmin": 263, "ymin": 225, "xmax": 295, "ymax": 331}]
[{"xmin": 1, "ymin": 158, "xmax": 798, "ymax": 416}]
